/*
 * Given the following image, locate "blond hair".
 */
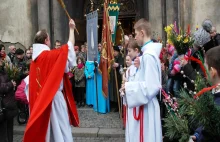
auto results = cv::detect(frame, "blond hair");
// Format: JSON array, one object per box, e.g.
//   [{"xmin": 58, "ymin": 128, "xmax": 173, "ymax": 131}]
[{"xmin": 134, "ymin": 18, "xmax": 151, "ymax": 36}]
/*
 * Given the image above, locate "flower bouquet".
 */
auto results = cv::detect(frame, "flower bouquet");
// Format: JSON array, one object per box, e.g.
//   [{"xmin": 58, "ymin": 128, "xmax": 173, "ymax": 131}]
[{"xmin": 165, "ymin": 22, "xmax": 194, "ymax": 55}]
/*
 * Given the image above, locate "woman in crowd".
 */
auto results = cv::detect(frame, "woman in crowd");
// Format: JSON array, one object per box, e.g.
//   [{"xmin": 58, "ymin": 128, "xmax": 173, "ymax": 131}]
[
  {"xmin": 74, "ymin": 56, "xmax": 85, "ymax": 107},
  {"xmin": 0, "ymin": 44, "xmax": 12, "ymax": 65},
  {"xmin": 0, "ymin": 54, "xmax": 17, "ymax": 142}
]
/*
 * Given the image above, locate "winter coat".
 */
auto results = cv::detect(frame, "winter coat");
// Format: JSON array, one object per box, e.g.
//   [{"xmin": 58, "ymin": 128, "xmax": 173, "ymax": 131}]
[
  {"xmin": 7, "ymin": 52, "xmax": 15, "ymax": 63},
  {"xmin": 0, "ymin": 69, "xmax": 18, "ymax": 119},
  {"xmin": 203, "ymin": 33, "xmax": 220, "ymax": 52},
  {"xmin": 180, "ymin": 48, "xmax": 205, "ymax": 91},
  {"xmin": 74, "ymin": 67, "xmax": 85, "ymax": 87}
]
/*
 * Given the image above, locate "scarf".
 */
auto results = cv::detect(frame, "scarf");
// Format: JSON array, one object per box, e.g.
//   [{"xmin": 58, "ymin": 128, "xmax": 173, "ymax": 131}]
[
  {"xmin": 77, "ymin": 63, "xmax": 84, "ymax": 69},
  {"xmin": 0, "ymin": 52, "xmax": 6, "ymax": 59}
]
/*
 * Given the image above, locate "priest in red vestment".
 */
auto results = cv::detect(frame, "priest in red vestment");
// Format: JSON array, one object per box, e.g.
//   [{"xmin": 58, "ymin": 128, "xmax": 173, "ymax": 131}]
[{"xmin": 23, "ymin": 19, "xmax": 79, "ymax": 142}]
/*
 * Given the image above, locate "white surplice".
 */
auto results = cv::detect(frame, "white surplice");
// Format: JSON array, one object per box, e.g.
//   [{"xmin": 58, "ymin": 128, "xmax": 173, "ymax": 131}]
[
  {"xmin": 25, "ymin": 42, "xmax": 76, "ymax": 142},
  {"xmin": 125, "ymin": 42, "xmax": 162, "ymax": 142}
]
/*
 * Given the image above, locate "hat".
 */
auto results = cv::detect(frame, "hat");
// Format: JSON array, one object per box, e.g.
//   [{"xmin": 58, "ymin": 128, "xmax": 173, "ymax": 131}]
[
  {"xmin": 193, "ymin": 28, "xmax": 211, "ymax": 47},
  {"xmin": 15, "ymin": 48, "xmax": 24, "ymax": 55},
  {"xmin": 113, "ymin": 45, "xmax": 120, "ymax": 52},
  {"xmin": 202, "ymin": 19, "xmax": 213, "ymax": 33}
]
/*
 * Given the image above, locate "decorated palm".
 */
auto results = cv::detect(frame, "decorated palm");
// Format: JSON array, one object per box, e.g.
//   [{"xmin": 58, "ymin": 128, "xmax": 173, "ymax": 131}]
[
  {"xmin": 165, "ymin": 22, "xmax": 194, "ymax": 55},
  {"xmin": 3, "ymin": 61, "xmax": 20, "ymax": 81}
]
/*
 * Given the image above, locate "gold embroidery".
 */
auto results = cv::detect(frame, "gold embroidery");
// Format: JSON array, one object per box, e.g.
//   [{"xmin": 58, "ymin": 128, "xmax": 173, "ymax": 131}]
[{"xmin": 36, "ymin": 67, "xmax": 42, "ymax": 95}]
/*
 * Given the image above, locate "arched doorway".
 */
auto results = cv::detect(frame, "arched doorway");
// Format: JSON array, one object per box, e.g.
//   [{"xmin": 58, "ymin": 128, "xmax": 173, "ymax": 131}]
[{"xmin": 83, "ymin": 0, "xmax": 142, "ymax": 42}]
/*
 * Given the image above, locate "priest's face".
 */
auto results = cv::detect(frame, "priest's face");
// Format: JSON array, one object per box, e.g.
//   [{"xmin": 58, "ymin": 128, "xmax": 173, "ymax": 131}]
[
  {"xmin": 45, "ymin": 34, "xmax": 51, "ymax": 48},
  {"xmin": 134, "ymin": 30, "xmax": 144, "ymax": 46}
]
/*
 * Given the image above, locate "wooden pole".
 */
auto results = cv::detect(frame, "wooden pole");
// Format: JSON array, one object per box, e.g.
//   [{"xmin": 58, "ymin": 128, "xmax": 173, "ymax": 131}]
[
  {"xmin": 114, "ymin": 69, "xmax": 122, "ymax": 119},
  {"xmin": 57, "ymin": 0, "xmax": 79, "ymax": 35}
]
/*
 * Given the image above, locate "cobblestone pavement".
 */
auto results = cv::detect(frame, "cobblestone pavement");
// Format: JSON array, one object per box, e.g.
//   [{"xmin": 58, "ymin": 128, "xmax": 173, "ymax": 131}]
[
  {"xmin": 13, "ymin": 135, "xmax": 125, "ymax": 142},
  {"xmin": 14, "ymin": 107, "xmax": 125, "ymax": 142},
  {"xmin": 15, "ymin": 107, "xmax": 122, "ymax": 128},
  {"xmin": 77, "ymin": 107, "xmax": 122, "ymax": 128}
]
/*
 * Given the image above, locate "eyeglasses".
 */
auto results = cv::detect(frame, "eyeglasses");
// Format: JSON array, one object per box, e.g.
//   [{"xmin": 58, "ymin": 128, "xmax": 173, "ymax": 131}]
[{"xmin": 12, "ymin": 48, "xmax": 16, "ymax": 50}]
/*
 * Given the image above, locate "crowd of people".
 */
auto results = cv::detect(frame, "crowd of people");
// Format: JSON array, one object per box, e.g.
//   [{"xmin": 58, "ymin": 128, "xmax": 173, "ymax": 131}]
[
  {"xmin": 1, "ymin": 17, "xmax": 220, "ymax": 142},
  {"xmin": 119, "ymin": 19, "xmax": 220, "ymax": 142},
  {"xmin": 0, "ymin": 44, "xmax": 33, "ymax": 141}
]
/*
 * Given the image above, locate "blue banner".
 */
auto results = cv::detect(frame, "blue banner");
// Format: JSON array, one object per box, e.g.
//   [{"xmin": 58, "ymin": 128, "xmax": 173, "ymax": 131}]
[{"xmin": 86, "ymin": 10, "xmax": 98, "ymax": 61}]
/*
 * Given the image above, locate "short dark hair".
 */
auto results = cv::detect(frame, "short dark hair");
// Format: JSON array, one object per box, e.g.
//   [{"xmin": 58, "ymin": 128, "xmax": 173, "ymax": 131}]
[
  {"xmin": 134, "ymin": 18, "xmax": 151, "ymax": 36},
  {"xmin": 34, "ymin": 29, "xmax": 48, "ymax": 44},
  {"xmin": 206, "ymin": 46, "xmax": 220, "ymax": 76},
  {"xmin": 127, "ymin": 39, "xmax": 141, "ymax": 52},
  {"xmin": 55, "ymin": 40, "xmax": 61, "ymax": 44}
]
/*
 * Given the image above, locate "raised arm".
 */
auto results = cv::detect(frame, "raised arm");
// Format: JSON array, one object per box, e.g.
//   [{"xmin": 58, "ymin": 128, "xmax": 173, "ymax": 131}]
[
  {"xmin": 68, "ymin": 19, "xmax": 75, "ymax": 46},
  {"xmin": 65, "ymin": 19, "xmax": 77, "ymax": 71}
]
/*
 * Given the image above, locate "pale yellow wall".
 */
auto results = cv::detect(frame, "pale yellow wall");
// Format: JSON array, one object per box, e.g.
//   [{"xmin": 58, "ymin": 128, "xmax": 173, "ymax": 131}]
[{"xmin": 0, "ymin": 0, "xmax": 34, "ymax": 51}]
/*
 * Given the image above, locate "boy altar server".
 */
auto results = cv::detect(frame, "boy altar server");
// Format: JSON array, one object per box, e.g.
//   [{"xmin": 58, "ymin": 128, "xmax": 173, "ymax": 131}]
[{"xmin": 123, "ymin": 18, "xmax": 162, "ymax": 142}]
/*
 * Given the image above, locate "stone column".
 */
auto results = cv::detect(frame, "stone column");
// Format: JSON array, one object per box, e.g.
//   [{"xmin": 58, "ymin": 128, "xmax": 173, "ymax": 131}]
[
  {"xmin": 37, "ymin": 0, "xmax": 50, "ymax": 34},
  {"xmin": 52, "ymin": 0, "xmax": 68, "ymax": 44},
  {"xmin": 166, "ymin": 0, "xmax": 175, "ymax": 24},
  {"xmin": 148, "ymin": 0, "xmax": 163, "ymax": 39},
  {"xmin": 143, "ymin": 0, "xmax": 149, "ymax": 20}
]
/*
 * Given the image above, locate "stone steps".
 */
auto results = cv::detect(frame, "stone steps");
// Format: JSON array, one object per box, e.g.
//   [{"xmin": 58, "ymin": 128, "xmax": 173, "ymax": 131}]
[{"xmin": 13, "ymin": 126, "xmax": 125, "ymax": 138}]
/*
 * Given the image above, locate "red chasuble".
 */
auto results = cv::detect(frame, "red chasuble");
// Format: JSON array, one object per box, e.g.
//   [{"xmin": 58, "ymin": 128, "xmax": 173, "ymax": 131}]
[{"xmin": 23, "ymin": 45, "xmax": 79, "ymax": 142}]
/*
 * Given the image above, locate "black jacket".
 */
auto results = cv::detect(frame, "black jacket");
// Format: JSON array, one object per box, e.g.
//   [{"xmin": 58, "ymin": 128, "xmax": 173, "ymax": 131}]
[
  {"xmin": 180, "ymin": 48, "xmax": 205, "ymax": 91},
  {"xmin": 203, "ymin": 34, "xmax": 220, "ymax": 52},
  {"xmin": 0, "ymin": 70, "xmax": 18, "ymax": 119}
]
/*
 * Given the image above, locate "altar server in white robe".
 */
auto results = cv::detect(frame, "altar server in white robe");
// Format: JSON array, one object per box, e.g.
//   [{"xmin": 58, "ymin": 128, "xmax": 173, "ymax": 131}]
[{"xmin": 123, "ymin": 18, "xmax": 162, "ymax": 142}]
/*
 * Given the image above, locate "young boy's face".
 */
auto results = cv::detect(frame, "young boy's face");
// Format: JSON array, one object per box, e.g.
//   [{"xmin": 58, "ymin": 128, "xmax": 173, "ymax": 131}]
[
  {"xmin": 205, "ymin": 59, "xmax": 217, "ymax": 84},
  {"xmin": 127, "ymin": 48, "xmax": 138, "ymax": 60},
  {"xmin": 134, "ymin": 30, "xmax": 144, "ymax": 46}
]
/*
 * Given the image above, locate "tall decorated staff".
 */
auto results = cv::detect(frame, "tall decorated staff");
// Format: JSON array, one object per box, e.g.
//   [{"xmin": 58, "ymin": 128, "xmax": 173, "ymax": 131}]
[
  {"xmin": 108, "ymin": 0, "xmax": 122, "ymax": 119},
  {"xmin": 86, "ymin": 11, "xmax": 98, "ymax": 62},
  {"xmin": 57, "ymin": 0, "xmax": 79, "ymax": 35},
  {"xmin": 99, "ymin": 0, "xmax": 115, "ymax": 109},
  {"xmin": 115, "ymin": 22, "xmax": 126, "ymax": 70},
  {"xmin": 108, "ymin": 1, "xmax": 120, "ymax": 44},
  {"xmin": 86, "ymin": 9, "xmax": 99, "ymax": 112}
]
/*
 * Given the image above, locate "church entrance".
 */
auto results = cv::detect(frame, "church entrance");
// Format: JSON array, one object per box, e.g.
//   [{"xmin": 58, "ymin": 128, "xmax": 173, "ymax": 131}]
[{"xmin": 83, "ymin": 0, "xmax": 138, "ymax": 44}]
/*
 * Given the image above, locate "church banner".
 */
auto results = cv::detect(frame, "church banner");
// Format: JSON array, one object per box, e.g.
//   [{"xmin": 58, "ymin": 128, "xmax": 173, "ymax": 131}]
[
  {"xmin": 86, "ymin": 10, "xmax": 98, "ymax": 61},
  {"xmin": 108, "ymin": 3, "xmax": 120, "ymax": 44}
]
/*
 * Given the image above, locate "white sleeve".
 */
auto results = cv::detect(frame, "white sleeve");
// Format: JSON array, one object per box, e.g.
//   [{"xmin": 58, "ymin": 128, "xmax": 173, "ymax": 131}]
[
  {"xmin": 64, "ymin": 41, "xmax": 77, "ymax": 73},
  {"xmin": 24, "ymin": 75, "xmax": 29, "ymax": 102},
  {"xmin": 125, "ymin": 55, "xmax": 161, "ymax": 108}
]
